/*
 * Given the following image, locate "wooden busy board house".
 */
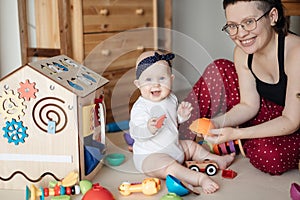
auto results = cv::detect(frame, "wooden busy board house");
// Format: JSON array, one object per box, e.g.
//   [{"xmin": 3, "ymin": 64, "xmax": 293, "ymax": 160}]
[{"xmin": 0, "ymin": 55, "xmax": 108, "ymax": 189}]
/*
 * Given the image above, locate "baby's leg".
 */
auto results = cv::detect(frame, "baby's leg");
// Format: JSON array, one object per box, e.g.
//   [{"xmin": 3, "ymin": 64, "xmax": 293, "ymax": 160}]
[
  {"xmin": 142, "ymin": 153, "xmax": 219, "ymax": 194},
  {"xmin": 180, "ymin": 140, "xmax": 235, "ymax": 169}
]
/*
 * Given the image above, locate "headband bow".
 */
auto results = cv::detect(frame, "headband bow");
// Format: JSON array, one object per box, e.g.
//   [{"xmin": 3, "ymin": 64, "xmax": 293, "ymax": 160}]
[{"xmin": 136, "ymin": 52, "xmax": 175, "ymax": 79}]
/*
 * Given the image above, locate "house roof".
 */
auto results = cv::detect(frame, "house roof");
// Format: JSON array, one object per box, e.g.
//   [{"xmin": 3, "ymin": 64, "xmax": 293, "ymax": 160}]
[{"xmin": 25, "ymin": 55, "xmax": 109, "ymax": 97}]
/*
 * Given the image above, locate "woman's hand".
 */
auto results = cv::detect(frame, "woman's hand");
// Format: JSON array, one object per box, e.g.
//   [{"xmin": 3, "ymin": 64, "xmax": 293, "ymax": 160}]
[{"xmin": 204, "ymin": 127, "xmax": 238, "ymax": 144}]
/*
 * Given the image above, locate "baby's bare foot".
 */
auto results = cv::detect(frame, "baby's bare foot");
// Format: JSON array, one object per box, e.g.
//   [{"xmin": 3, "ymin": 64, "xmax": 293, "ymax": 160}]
[
  {"xmin": 201, "ymin": 175, "xmax": 219, "ymax": 194},
  {"xmin": 215, "ymin": 153, "xmax": 235, "ymax": 169}
]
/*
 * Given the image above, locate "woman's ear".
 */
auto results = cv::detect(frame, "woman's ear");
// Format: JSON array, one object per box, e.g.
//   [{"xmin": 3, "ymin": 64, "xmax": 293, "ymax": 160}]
[
  {"xmin": 134, "ymin": 80, "xmax": 140, "ymax": 88},
  {"xmin": 269, "ymin": 7, "xmax": 278, "ymax": 26}
]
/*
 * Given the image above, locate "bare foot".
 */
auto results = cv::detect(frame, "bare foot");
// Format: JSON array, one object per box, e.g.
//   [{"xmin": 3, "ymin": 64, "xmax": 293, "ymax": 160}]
[
  {"xmin": 201, "ymin": 175, "xmax": 219, "ymax": 194},
  {"xmin": 217, "ymin": 153, "xmax": 235, "ymax": 169},
  {"xmin": 209, "ymin": 153, "xmax": 235, "ymax": 169}
]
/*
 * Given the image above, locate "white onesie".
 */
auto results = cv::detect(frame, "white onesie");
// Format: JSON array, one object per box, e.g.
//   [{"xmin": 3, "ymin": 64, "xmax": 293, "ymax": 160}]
[{"xmin": 129, "ymin": 93, "xmax": 185, "ymax": 172}]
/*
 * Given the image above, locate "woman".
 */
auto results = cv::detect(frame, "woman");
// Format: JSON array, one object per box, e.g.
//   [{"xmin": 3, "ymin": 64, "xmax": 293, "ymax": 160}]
[{"xmin": 179, "ymin": 0, "xmax": 300, "ymax": 175}]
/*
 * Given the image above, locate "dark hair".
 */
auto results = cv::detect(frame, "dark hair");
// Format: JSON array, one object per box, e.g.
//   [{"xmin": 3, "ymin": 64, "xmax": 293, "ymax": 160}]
[{"xmin": 223, "ymin": 0, "xmax": 289, "ymax": 35}]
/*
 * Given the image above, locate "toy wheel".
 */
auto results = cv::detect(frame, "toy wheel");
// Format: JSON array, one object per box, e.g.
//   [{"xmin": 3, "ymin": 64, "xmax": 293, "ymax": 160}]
[
  {"xmin": 205, "ymin": 164, "xmax": 217, "ymax": 176},
  {"xmin": 189, "ymin": 165, "xmax": 200, "ymax": 172}
]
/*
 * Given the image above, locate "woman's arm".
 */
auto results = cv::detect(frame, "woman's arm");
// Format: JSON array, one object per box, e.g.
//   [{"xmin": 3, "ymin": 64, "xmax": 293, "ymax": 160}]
[
  {"xmin": 206, "ymin": 39, "xmax": 300, "ymax": 144},
  {"xmin": 237, "ymin": 35, "xmax": 300, "ymax": 138},
  {"xmin": 212, "ymin": 47, "xmax": 260, "ymax": 128},
  {"xmin": 278, "ymin": 35, "xmax": 300, "ymax": 133}
]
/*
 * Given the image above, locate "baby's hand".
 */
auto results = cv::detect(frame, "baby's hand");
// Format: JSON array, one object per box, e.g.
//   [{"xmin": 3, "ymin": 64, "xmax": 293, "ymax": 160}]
[
  {"xmin": 148, "ymin": 118, "xmax": 159, "ymax": 134},
  {"xmin": 177, "ymin": 101, "xmax": 193, "ymax": 120}
]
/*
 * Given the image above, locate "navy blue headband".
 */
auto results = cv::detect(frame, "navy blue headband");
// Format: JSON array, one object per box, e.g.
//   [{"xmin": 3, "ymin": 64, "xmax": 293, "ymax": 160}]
[{"xmin": 136, "ymin": 52, "xmax": 175, "ymax": 79}]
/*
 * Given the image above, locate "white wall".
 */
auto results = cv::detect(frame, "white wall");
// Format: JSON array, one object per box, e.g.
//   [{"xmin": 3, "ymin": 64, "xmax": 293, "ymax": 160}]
[
  {"xmin": 171, "ymin": 0, "xmax": 234, "ymax": 90},
  {"xmin": 173, "ymin": 0, "xmax": 234, "ymax": 60},
  {"xmin": 290, "ymin": 16, "xmax": 300, "ymax": 34},
  {"xmin": 0, "ymin": 0, "xmax": 22, "ymax": 77}
]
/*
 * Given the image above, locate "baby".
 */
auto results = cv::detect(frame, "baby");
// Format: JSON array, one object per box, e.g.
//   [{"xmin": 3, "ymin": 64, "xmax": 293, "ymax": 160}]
[{"xmin": 129, "ymin": 51, "xmax": 235, "ymax": 194}]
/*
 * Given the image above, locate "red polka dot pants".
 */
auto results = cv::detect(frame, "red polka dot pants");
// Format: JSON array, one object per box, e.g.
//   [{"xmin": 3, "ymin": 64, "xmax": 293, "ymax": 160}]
[
  {"xmin": 179, "ymin": 59, "xmax": 300, "ymax": 175},
  {"xmin": 243, "ymin": 97, "xmax": 300, "ymax": 175}
]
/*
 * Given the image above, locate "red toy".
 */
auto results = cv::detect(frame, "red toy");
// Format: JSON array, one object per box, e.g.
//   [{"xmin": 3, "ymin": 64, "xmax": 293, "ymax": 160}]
[
  {"xmin": 155, "ymin": 114, "xmax": 166, "ymax": 128},
  {"xmin": 222, "ymin": 169, "xmax": 237, "ymax": 179},
  {"xmin": 82, "ymin": 183, "xmax": 114, "ymax": 200}
]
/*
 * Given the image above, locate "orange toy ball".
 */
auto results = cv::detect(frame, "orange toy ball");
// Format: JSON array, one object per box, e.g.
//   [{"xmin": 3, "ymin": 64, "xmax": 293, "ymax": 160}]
[{"xmin": 189, "ymin": 118, "xmax": 215, "ymax": 136}]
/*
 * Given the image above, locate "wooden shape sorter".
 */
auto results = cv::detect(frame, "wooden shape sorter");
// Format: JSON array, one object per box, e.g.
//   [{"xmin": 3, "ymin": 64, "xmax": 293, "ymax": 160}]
[{"xmin": 0, "ymin": 55, "xmax": 109, "ymax": 189}]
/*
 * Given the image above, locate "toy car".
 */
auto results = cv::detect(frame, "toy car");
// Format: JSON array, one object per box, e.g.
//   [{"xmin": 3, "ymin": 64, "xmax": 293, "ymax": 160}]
[
  {"xmin": 185, "ymin": 159, "xmax": 218, "ymax": 176},
  {"xmin": 118, "ymin": 177, "xmax": 161, "ymax": 196}
]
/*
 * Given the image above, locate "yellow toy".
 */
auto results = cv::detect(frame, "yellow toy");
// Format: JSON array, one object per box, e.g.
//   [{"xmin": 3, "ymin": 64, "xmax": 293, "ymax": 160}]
[{"xmin": 118, "ymin": 177, "xmax": 161, "ymax": 196}]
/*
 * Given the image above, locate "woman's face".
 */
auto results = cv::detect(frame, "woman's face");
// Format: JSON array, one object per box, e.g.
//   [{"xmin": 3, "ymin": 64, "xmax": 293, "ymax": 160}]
[{"xmin": 225, "ymin": 1, "xmax": 273, "ymax": 54}]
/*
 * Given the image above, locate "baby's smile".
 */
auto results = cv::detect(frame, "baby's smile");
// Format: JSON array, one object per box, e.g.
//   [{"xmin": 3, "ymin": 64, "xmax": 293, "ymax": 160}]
[{"xmin": 151, "ymin": 90, "xmax": 161, "ymax": 96}]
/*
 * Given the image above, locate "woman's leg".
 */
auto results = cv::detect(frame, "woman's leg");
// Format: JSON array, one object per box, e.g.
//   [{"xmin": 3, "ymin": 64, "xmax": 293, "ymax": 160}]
[
  {"xmin": 179, "ymin": 59, "xmax": 240, "ymax": 140},
  {"xmin": 243, "ymin": 132, "xmax": 300, "ymax": 175},
  {"xmin": 244, "ymin": 98, "xmax": 300, "ymax": 174}
]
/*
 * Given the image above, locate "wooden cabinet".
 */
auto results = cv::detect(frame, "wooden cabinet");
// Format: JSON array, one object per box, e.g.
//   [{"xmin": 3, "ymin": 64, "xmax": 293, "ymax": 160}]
[
  {"xmin": 82, "ymin": 0, "xmax": 155, "ymax": 33},
  {"xmin": 282, "ymin": 0, "xmax": 300, "ymax": 16},
  {"xmin": 69, "ymin": 0, "xmax": 160, "ymax": 123}
]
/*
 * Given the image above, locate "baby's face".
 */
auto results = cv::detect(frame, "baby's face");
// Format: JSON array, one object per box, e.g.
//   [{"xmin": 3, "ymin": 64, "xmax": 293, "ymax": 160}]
[{"xmin": 135, "ymin": 61, "xmax": 174, "ymax": 102}]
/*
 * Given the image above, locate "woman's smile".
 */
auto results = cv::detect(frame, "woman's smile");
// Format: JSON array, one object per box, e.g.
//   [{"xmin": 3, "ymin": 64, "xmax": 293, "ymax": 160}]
[{"xmin": 239, "ymin": 36, "xmax": 256, "ymax": 47}]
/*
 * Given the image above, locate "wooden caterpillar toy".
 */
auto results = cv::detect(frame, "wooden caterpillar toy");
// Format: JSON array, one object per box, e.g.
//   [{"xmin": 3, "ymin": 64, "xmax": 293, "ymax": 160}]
[
  {"xmin": 26, "ymin": 171, "xmax": 114, "ymax": 200},
  {"xmin": 189, "ymin": 118, "xmax": 245, "ymax": 156},
  {"xmin": 26, "ymin": 171, "xmax": 80, "ymax": 200}
]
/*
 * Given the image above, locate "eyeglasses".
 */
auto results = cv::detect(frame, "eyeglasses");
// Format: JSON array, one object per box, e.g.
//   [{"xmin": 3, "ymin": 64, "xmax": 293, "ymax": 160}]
[{"xmin": 222, "ymin": 8, "xmax": 272, "ymax": 36}]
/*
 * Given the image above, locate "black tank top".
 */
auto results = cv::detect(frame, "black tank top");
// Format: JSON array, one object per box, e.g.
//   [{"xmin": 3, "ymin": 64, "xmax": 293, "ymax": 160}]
[{"xmin": 248, "ymin": 33, "xmax": 287, "ymax": 106}]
